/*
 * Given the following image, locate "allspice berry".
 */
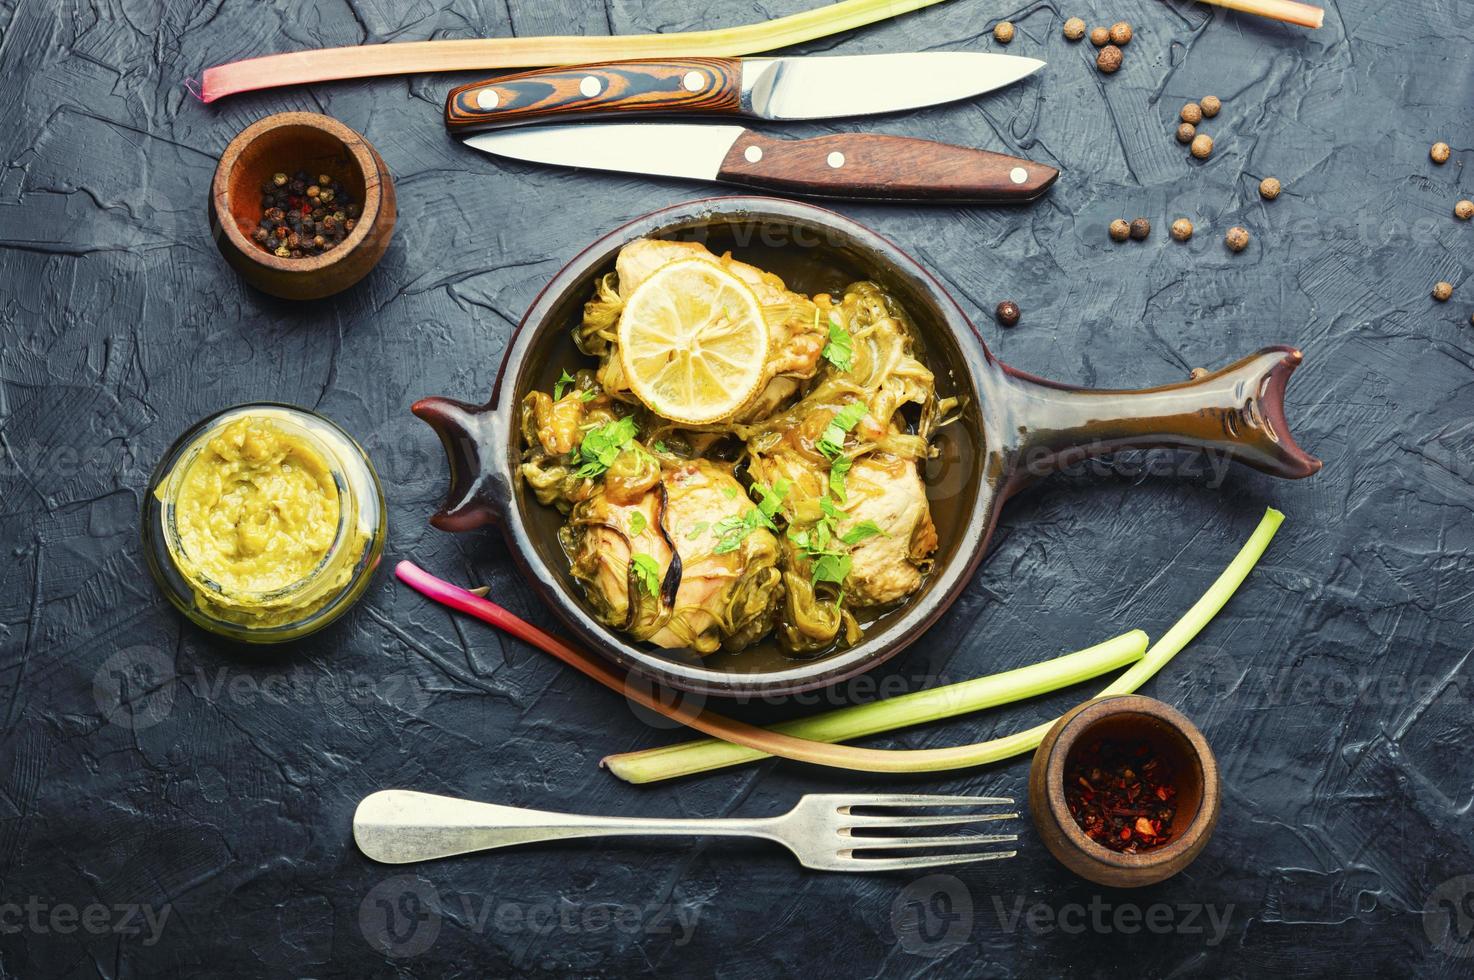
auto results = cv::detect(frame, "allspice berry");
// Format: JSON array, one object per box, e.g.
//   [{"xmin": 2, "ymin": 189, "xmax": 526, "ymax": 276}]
[
  {"xmin": 1433, "ymin": 281, "xmax": 1453, "ymax": 302},
  {"xmin": 1064, "ymin": 17, "xmax": 1086, "ymax": 40},
  {"xmin": 1181, "ymin": 102, "xmax": 1203, "ymax": 125},
  {"xmin": 1189, "ymin": 367, "xmax": 1210, "ymax": 380},
  {"xmin": 1190, "ymin": 133, "xmax": 1214, "ymax": 159},
  {"xmin": 1200, "ymin": 95, "xmax": 1221, "ymax": 117},
  {"xmin": 1455, "ymin": 199, "xmax": 1474, "ymax": 221},
  {"xmin": 1129, "ymin": 217, "xmax": 1151, "ymax": 240},
  {"xmin": 1109, "ymin": 219, "xmax": 1131, "ymax": 242},
  {"xmin": 996, "ymin": 300, "xmax": 1021, "ymax": 327},
  {"xmin": 1431, "ymin": 142, "xmax": 1451, "ymax": 164},
  {"xmin": 1170, "ymin": 218, "xmax": 1194, "ymax": 242},
  {"xmin": 1225, "ymin": 226, "xmax": 1250, "ymax": 252},
  {"xmin": 1090, "ymin": 26, "xmax": 1110, "ymax": 46},
  {"xmin": 1176, "ymin": 122, "xmax": 1197, "ymax": 144},
  {"xmin": 993, "ymin": 21, "xmax": 1015, "ymax": 43},
  {"xmin": 1097, "ymin": 44, "xmax": 1123, "ymax": 73},
  {"xmin": 1109, "ymin": 21, "xmax": 1133, "ymax": 45},
  {"xmin": 1260, "ymin": 177, "xmax": 1282, "ymax": 200}
]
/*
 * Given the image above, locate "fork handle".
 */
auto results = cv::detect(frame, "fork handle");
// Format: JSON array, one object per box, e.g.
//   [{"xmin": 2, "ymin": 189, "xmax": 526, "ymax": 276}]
[{"xmin": 354, "ymin": 790, "xmax": 780, "ymax": 864}]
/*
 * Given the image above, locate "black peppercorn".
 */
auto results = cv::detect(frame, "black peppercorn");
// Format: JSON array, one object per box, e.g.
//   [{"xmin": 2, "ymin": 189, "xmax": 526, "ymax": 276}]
[{"xmin": 995, "ymin": 300, "xmax": 1021, "ymax": 327}]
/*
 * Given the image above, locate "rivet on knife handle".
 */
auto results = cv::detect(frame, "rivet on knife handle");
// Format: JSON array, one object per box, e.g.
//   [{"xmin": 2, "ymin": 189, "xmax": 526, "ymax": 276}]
[
  {"xmin": 716, "ymin": 131, "xmax": 1059, "ymax": 203},
  {"xmin": 446, "ymin": 59, "xmax": 743, "ymax": 132}
]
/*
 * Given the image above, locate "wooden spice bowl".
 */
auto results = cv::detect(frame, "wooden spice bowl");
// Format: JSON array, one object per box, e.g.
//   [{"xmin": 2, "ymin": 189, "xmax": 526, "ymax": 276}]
[
  {"xmin": 1029, "ymin": 695, "xmax": 1220, "ymax": 888},
  {"xmin": 209, "ymin": 112, "xmax": 395, "ymax": 300}
]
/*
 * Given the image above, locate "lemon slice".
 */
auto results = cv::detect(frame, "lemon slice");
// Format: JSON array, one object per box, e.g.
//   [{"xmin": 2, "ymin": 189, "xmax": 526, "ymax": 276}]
[{"xmin": 617, "ymin": 258, "xmax": 770, "ymax": 425}]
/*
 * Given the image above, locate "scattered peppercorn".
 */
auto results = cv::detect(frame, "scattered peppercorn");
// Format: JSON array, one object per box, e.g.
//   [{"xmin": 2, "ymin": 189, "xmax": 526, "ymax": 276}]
[
  {"xmin": 1181, "ymin": 102, "xmax": 1203, "ymax": 125},
  {"xmin": 1199, "ymin": 95, "xmax": 1221, "ymax": 117},
  {"xmin": 1225, "ymin": 226, "xmax": 1250, "ymax": 252},
  {"xmin": 1109, "ymin": 219, "xmax": 1131, "ymax": 242},
  {"xmin": 1433, "ymin": 281, "xmax": 1453, "ymax": 302},
  {"xmin": 996, "ymin": 300, "xmax": 1021, "ymax": 327},
  {"xmin": 1190, "ymin": 133, "xmax": 1214, "ymax": 160},
  {"xmin": 1189, "ymin": 367, "xmax": 1209, "ymax": 380},
  {"xmin": 1176, "ymin": 123, "xmax": 1197, "ymax": 144},
  {"xmin": 1097, "ymin": 44, "xmax": 1123, "ymax": 73},
  {"xmin": 1260, "ymin": 177, "xmax": 1282, "ymax": 200},
  {"xmin": 993, "ymin": 21, "xmax": 1015, "ymax": 43},
  {"xmin": 274, "ymin": 245, "xmax": 292, "ymax": 258},
  {"xmin": 1090, "ymin": 26, "xmax": 1110, "ymax": 46},
  {"xmin": 1431, "ymin": 142, "xmax": 1451, "ymax": 164},
  {"xmin": 1170, "ymin": 218, "xmax": 1194, "ymax": 242},
  {"xmin": 1063, "ymin": 17, "xmax": 1086, "ymax": 40},
  {"xmin": 1109, "ymin": 21, "xmax": 1133, "ymax": 44},
  {"xmin": 1129, "ymin": 217, "xmax": 1151, "ymax": 240},
  {"xmin": 272, "ymin": 172, "xmax": 288, "ymax": 187},
  {"xmin": 1455, "ymin": 200, "xmax": 1474, "ymax": 221}
]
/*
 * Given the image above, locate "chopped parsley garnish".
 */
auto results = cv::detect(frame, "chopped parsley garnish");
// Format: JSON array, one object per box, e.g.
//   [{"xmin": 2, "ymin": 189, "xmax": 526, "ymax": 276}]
[
  {"xmin": 828, "ymin": 455, "xmax": 852, "ymax": 502},
  {"xmin": 685, "ymin": 521, "xmax": 709, "ymax": 540},
  {"xmin": 627, "ymin": 511, "xmax": 647, "ymax": 538},
  {"xmin": 573, "ymin": 416, "xmax": 638, "ymax": 478},
  {"xmin": 721, "ymin": 485, "xmax": 739, "ymax": 500},
  {"xmin": 654, "ymin": 440, "xmax": 667, "ymax": 453},
  {"xmin": 810, "ymin": 553, "xmax": 852, "ymax": 587},
  {"xmin": 821, "ymin": 316, "xmax": 854, "ymax": 372},
  {"xmin": 552, "ymin": 370, "xmax": 575, "ymax": 401},
  {"xmin": 817, "ymin": 401, "xmax": 868, "ymax": 459},
  {"xmin": 630, "ymin": 553, "xmax": 662, "ymax": 596},
  {"xmin": 752, "ymin": 478, "xmax": 789, "ymax": 523},
  {"xmin": 579, "ymin": 388, "xmax": 598, "ymax": 402},
  {"xmin": 841, "ymin": 520, "xmax": 885, "ymax": 546}
]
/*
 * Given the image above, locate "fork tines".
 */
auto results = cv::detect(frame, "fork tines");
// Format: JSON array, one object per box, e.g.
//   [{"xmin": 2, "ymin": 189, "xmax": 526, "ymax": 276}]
[{"xmin": 833, "ymin": 793, "xmax": 1019, "ymax": 871}]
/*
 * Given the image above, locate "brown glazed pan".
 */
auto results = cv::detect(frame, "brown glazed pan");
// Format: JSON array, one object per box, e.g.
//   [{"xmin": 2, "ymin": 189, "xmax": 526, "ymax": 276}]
[{"xmin": 414, "ymin": 197, "xmax": 1319, "ymax": 697}]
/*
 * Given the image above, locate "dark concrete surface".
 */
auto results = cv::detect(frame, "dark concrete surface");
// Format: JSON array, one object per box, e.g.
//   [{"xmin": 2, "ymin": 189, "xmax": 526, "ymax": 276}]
[{"xmin": 2, "ymin": 0, "xmax": 1473, "ymax": 976}]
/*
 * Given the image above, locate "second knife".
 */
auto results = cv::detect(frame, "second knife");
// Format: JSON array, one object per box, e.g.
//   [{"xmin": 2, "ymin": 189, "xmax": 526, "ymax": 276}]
[{"xmin": 465, "ymin": 123, "xmax": 1058, "ymax": 204}]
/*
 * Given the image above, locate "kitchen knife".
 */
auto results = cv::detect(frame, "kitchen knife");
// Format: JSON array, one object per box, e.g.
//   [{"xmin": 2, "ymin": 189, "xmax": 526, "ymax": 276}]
[
  {"xmin": 464, "ymin": 123, "xmax": 1058, "ymax": 203},
  {"xmin": 445, "ymin": 53, "xmax": 1045, "ymax": 132}
]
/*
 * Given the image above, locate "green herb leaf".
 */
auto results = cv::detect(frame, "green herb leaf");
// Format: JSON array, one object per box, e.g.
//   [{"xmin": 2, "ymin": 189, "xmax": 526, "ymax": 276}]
[
  {"xmin": 686, "ymin": 521, "xmax": 709, "ymax": 540},
  {"xmin": 840, "ymin": 520, "xmax": 885, "ymax": 545},
  {"xmin": 553, "ymin": 369, "xmax": 575, "ymax": 401},
  {"xmin": 654, "ymin": 440, "xmax": 667, "ymax": 453},
  {"xmin": 828, "ymin": 456, "xmax": 852, "ymax": 502},
  {"xmin": 579, "ymin": 388, "xmax": 599, "ymax": 402},
  {"xmin": 630, "ymin": 553, "xmax": 662, "ymax": 596},
  {"xmin": 722, "ymin": 485, "xmax": 739, "ymax": 500},
  {"xmin": 574, "ymin": 416, "xmax": 638, "ymax": 478},
  {"xmin": 627, "ymin": 511, "xmax": 647, "ymax": 538},
  {"xmin": 817, "ymin": 401, "xmax": 868, "ymax": 459},
  {"xmin": 752, "ymin": 478, "xmax": 789, "ymax": 525},
  {"xmin": 821, "ymin": 318, "xmax": 854, "ymax": 372},
  {"xmin": 811, "ymin": 552, "xmax": 852, "ymax": 587}
]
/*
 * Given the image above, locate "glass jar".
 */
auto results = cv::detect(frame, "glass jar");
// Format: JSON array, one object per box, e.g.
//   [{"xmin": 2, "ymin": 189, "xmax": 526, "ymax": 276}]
[{"xmin": 143, "ymin": 403, "xmax": 386, "ymax": 642}]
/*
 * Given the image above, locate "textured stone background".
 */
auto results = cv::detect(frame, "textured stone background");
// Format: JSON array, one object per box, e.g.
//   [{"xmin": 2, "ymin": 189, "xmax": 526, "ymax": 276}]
[{"xmin": 2, "ymin": 0, "xmax": 1472, "ymax": 976}]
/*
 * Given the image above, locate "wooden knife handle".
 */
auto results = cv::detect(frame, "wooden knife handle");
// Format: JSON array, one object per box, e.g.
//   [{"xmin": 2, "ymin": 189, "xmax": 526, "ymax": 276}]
[
  {"xmin": 446, "ymin": 59, "xmax": 742, "ymax": 132},
  {"xmin": 716, "ymin": 132, "xmax": 1058, "ymax": 203}
]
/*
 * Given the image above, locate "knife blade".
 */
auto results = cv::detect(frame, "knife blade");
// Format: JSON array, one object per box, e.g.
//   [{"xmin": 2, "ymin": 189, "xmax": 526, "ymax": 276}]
[
  {"xmin": 464, "ymin": 123, "xmax": 1058, "ymax": 204},
  {"xmin": 445, "ymin": 53, "xmax": 1045, "ymax": 132}
]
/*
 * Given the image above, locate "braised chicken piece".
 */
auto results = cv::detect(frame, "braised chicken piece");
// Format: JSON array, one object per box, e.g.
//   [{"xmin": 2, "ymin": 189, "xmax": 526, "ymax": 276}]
[{"xmin": 562, "ymin": 461, "xmax": 781, "ymax": 655}]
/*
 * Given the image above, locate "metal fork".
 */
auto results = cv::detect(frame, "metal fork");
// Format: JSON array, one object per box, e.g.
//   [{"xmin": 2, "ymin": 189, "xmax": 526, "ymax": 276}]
[{"xmin": 354, "ymin": 790, "xmax": 1018, "ymax": 872}]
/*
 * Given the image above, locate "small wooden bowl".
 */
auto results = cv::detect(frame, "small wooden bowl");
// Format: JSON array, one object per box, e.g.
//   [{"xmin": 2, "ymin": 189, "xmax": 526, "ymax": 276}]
[
  {"xmin": 1029, "ymin": 695, "xmax": 1219, "ymax": 888},
  {"xmin": 209, "ymin": 112, "xmax": 395, "ymax": 300}
]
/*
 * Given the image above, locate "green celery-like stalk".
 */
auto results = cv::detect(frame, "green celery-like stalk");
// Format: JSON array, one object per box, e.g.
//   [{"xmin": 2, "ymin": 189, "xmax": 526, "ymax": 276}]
[
  {"xmin": 604, "ymin": 631, "xmax": 1148, "ymax": 781},
  {"xmin": 603, "ymin": 508, "xmax": 1284, "ymax": 783}
]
